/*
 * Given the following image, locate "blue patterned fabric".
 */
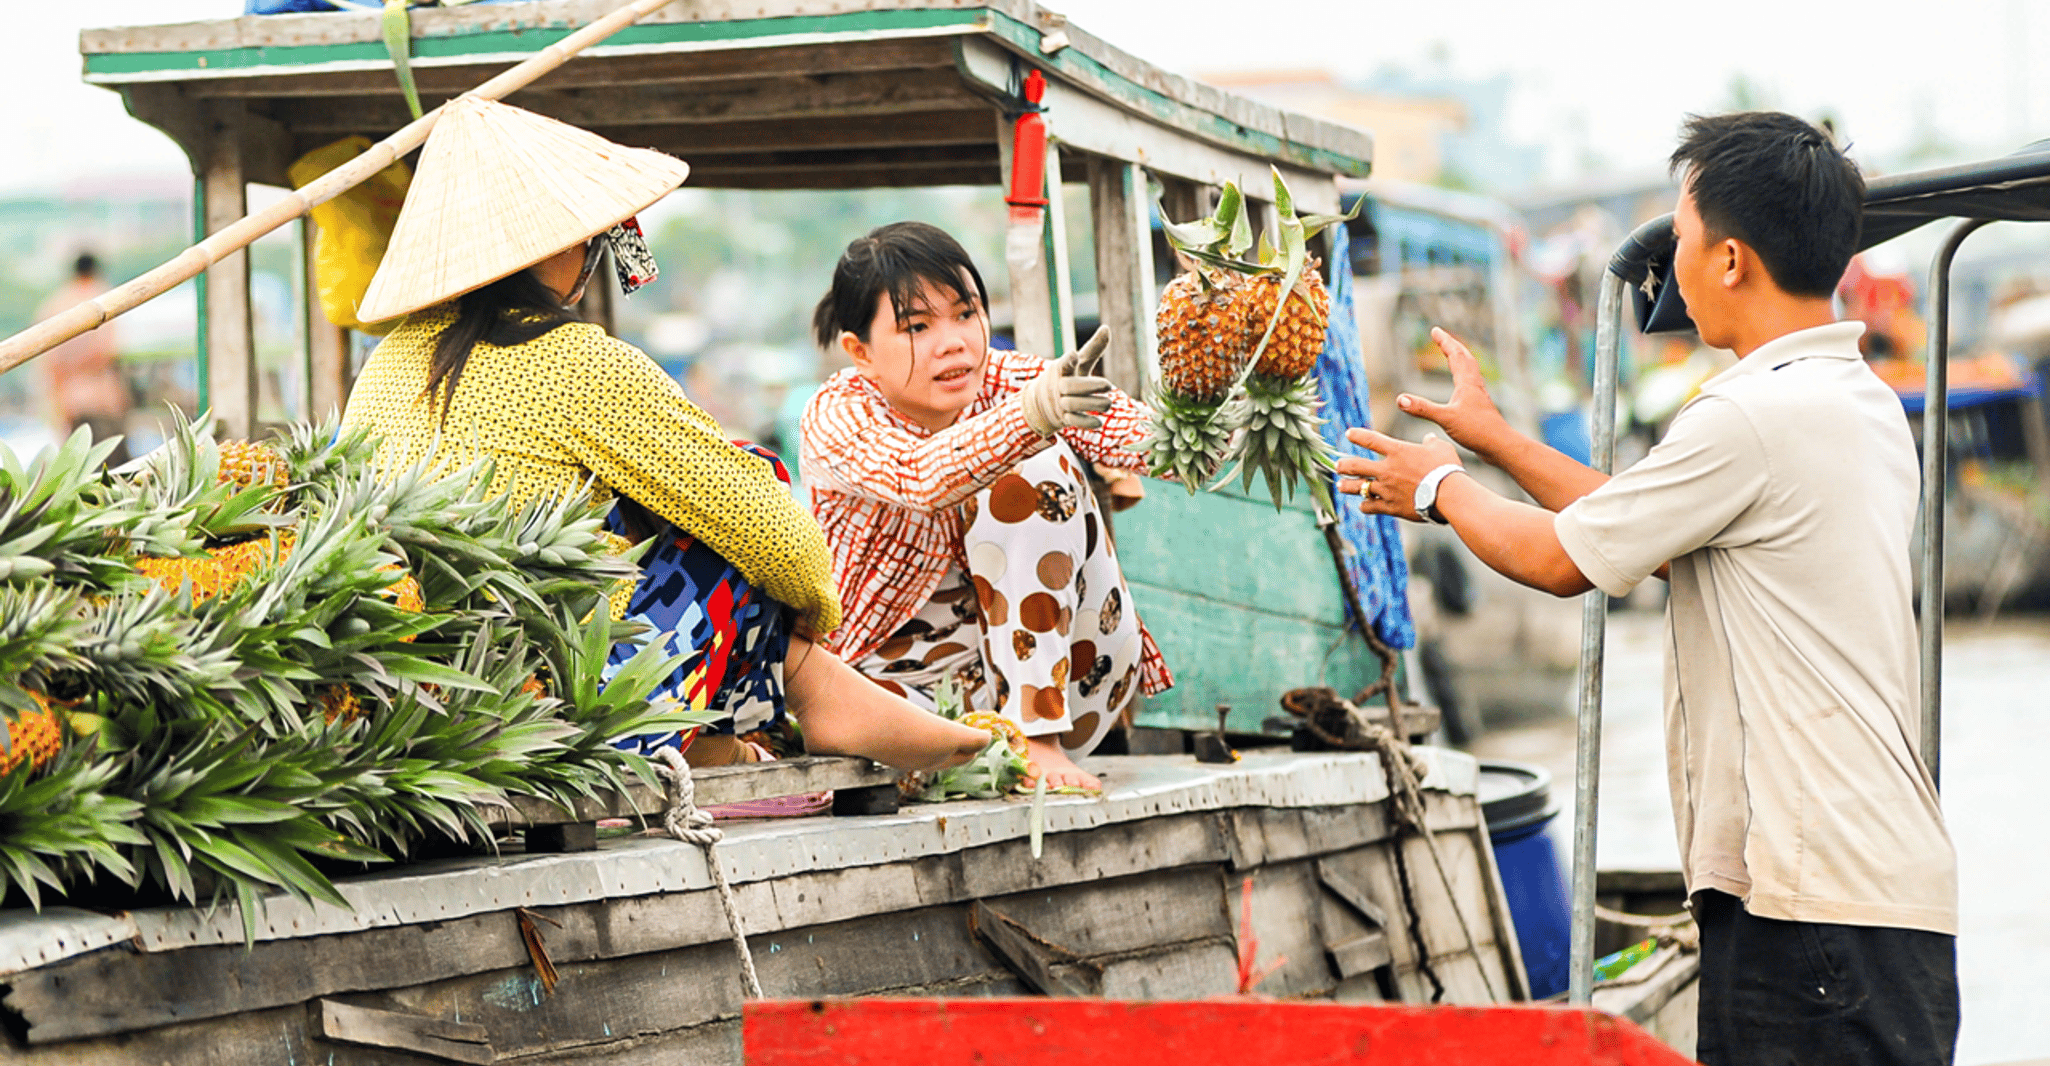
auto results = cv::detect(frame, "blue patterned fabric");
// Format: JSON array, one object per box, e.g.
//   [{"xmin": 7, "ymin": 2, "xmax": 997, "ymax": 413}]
[
  {"xmin": 605, "ymin": 442, "xmax": 796, "ymax": 751},
  {"xmin": 1314, "ymin": 226, "xmax": 1417, "ymax": 650}
]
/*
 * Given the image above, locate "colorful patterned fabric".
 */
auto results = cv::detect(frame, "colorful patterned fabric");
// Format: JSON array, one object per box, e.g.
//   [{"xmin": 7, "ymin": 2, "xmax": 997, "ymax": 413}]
[
  {"xmin": 854, "ymin": 443, "xmax": 1143, "ymax": 756},
  {"xmin": 801, "ymin": 347, "xmax": 1170, "ymax": 696},
  {"xmin": 605, "ymin": 217, "xmax": 659, "ymax": 295},
  {"xmin": 341, "ymin": 307, "xmax": 841, "ymax": 632},
  {"xmin": 608, "ymin": 442, "xmax": 796, "ymax": 750},
  {"xmin": 1315, "ymin": 225, "xmax": 1417, "ymax": 650}
]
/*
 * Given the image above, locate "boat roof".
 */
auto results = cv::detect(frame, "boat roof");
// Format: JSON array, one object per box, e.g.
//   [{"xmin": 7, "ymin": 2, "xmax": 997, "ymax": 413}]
[
  {"xmin": 77, "ymin": 0, "xmax": 1372, "ymax": 199},
  {"xmin": 1861, "ymin": 140, "xmax": 2050, "ymax": 247}
]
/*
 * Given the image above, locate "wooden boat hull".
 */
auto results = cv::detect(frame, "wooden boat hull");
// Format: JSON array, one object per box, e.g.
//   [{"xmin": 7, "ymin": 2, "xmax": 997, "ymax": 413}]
[{"xmin": 0, "ymin": 751, "xmax": 1526, "ymax": 1064}]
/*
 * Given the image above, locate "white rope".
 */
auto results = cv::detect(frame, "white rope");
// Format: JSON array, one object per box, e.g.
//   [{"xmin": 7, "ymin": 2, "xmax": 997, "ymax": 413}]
[{"xmin": 652, "ymin": 746, "xmax": 763, "ymax": 998}]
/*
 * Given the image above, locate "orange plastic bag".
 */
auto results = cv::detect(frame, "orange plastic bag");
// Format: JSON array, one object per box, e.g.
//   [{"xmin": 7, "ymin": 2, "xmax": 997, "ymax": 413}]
[{"xmin": 288, "ymin": 136, "xmax": 413, "ymax": 334}]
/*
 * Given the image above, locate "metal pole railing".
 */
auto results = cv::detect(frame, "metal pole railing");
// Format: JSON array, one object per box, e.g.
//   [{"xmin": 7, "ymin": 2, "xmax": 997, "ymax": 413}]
[
  {"xmin": 1917, "ymin": 218, "xmax": 1991, "ymax": 788},
  {"xmin": 1566, "ymin": 269, "xmax": 1627, "ymax": 1006}
]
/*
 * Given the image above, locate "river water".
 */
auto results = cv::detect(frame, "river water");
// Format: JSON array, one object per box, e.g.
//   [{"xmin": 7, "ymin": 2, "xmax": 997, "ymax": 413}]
[{"xmin": 1471, "ymin": 608, "xmax": 2050, "ymax": 1065}]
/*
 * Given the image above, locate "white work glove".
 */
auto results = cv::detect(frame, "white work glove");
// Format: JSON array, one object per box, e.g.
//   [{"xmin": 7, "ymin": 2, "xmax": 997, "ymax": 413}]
[{"xmin": 1019, "ymin": 326, "xmax": 1116, "ymax": 437}]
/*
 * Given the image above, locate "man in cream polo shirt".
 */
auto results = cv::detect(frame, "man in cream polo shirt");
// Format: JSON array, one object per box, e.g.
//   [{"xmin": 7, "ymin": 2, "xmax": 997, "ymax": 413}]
[{"xmin": 1335, "ymin": 111, "xmax": 1958, "ymax": 1066}]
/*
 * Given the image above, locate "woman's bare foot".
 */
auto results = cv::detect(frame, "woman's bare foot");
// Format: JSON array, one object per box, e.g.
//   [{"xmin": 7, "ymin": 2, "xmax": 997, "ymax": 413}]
[{"xmin": 1025, "ymin": 737, "xmax": 1101, "ymax": 792}]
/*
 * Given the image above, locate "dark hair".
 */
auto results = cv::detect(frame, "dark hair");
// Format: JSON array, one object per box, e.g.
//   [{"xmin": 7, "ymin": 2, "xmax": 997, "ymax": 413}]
[
  {"xmin": 73, "ymin": 253, "xmax": 99, "ymax": 279},
  {"xmin": 424, "ymin": 269, "xmax": 582, "ymax": 423},
  {"xmin": 1670, "ymin": 111, "xmax": 1864, "ymax": 298},
  {"xmin": 811, "ymin": 221, "xmax": 989, "ymax": 350}
]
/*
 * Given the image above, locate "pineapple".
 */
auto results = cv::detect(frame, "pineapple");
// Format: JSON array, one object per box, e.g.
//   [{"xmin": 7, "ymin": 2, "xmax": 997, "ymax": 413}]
[
  {"xmin": 136, "ymin": 529, "xmax": 297, "ymax": 603},
  {"xmin": 1214, "ymin": 169, "xmax": 1357, "ymax": 518},
  {"xmin": 0, "ymin": 691, "xmax": 66, "ymax": 777},
  {"xmin": 215, "ymin": 439, "xmax": 290, "ymax": 492},
  {"xmin": 318, "ymin": 685, "xmax": 365, "ymax": 725},
  {"xmin": 1143, "ymin": 184, "xmax": 1257, "ymax": 488}
]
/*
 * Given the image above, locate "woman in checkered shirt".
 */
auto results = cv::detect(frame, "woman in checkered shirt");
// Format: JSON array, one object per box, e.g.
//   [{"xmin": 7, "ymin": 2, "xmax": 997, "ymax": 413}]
[{"xmin": 803, "ymin": 222, "xmax": 1175, "ymax": 792}]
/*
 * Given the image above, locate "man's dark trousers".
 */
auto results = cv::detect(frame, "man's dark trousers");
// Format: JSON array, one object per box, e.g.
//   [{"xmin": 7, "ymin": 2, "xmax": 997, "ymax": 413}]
[{"xmin": 1693, "ymin": 890, "xmax": 1958, "ymax": 1066}]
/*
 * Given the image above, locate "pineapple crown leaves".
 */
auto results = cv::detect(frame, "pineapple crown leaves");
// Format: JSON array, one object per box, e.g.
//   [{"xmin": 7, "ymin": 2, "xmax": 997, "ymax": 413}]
[
  {"xmin": 114, "ymin": 411, "xmax": 294, "ymax": 548},
  {"xmin": 0, "ymin": 427, "xmax": 140, "ymax": 591},
  {"xmin": 1236, "ymin": 168, "xmax": 1360, "ymax": 380},
  {"xmin": 1210, "ymin": 375, "xmax": 1341, "ymax": 519},
  {"xmin": 0, "ymin": 756, "xmax": 146, "ymax": 910},
  {"xmin": 74, "ymin": 588, "xmax": 240, "ymax": 710},
  {"xmin": 0, "ymin": 582, "xmax": 95, "ymax": 709},
  {"xmin": 1160, "ymin": 181, "xmax": 1253, "ymax": 261}
]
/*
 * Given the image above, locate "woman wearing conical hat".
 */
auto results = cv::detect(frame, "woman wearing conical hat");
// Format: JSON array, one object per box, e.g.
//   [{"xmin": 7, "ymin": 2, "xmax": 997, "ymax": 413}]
[{"xmin": 341, "ymin": 96, "xmax": 987, "ymax": 775}]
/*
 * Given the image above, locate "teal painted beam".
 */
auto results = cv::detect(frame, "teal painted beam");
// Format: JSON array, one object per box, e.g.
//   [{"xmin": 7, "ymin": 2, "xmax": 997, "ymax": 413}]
[{"xmin": 83, "ymin": 9, "xmax": 987, "ymax": 77}]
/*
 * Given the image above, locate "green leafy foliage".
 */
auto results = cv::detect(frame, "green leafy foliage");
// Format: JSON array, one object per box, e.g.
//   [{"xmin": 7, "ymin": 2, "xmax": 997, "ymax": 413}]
[{"xmin": 0, "ymin": 416, "xmax": 709, "ymax": 933}]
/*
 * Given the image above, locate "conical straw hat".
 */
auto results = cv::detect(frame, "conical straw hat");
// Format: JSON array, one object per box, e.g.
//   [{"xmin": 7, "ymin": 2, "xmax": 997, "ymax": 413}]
[{"xmin": 356, "ymin": 96, "xmax": 690, "ymax": 323}]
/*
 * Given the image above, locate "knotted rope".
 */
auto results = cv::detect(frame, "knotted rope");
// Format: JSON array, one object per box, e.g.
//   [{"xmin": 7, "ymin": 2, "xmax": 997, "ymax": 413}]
[
  {"xmin": 652, "ymin": 745, "xmax": 764, "ymax": 998},
  {"xmin": 1290, "ymin": 686, "xmax": 1504, "ymax": 1003},
  {"xmin": 1355, "ymin": 716, "xmax": 1503, "ymax": 1002}
]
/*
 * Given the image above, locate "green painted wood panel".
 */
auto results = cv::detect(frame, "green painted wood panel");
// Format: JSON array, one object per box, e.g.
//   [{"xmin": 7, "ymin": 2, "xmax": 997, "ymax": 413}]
[{"xmin": 1116, "ymin": 477, "xmax": 1382, "ymax": 734}]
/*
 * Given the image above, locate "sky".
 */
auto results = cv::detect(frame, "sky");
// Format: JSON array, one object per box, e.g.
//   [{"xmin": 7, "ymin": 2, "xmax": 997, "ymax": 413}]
[{"xmin": 5, "ymin": 0, "xmax": 2046, "ymax": 196}]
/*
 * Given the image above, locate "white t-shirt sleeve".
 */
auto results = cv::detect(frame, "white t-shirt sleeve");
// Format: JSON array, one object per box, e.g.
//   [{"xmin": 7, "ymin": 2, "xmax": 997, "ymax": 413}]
[{"xmin": 1554, "ymin": 396, "xmax": 1770, "ymax": 597}]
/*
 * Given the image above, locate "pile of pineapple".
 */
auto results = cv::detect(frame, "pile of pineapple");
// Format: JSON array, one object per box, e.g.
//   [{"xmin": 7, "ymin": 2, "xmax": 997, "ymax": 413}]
[
  {"xmin": 0, "ymin": 418, "xmax": 706, "ymax": 930},
  {"xmin": 1144, "ymin": 170, "xmax": 1355, "ymax": 516}
]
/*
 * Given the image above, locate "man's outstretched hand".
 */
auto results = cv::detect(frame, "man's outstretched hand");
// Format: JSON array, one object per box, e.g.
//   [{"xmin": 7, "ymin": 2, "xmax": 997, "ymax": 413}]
[
  {"xmin": 1335, "ymin": 428, "xmax": 1460, "ymax": 522},
  {"xmin": 1399, "ymin": 327, "xmax": 1510, "ymax": 456}
]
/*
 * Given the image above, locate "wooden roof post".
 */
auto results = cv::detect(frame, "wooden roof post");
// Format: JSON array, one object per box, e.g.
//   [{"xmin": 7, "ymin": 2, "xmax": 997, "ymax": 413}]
[
  {"xmin": 201, "ymin": 100, "xmax": 256, "ymax": 438},
  {"xmin": 1086, "ymin": 157, "xmax": 1157, "ymax": 396},
  {"xmin": 1043, "ymin": 145, "xmax": 1077, "ymax": 356},
  {"xmin": 302, "ymin": 215, "xmax": 350, "ymax": 422}
]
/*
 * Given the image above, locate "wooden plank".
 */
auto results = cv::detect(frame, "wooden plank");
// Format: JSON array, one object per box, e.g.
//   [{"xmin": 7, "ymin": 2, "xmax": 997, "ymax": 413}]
[
  {"xmin": 266, "ymin": 68, "xmax": 982, "ymax": 135},
  {"xmin": 970, "ymin": 901, "xmax": 1091, "ymax": 996},
  {"xmin": 202, "ymin": 99, "xmax": 256, "ymax": 439},
  {"xmin": 1226, "ymin": 859, "xmax": 1337, "ymax": 997},
  {"xmin": 1044, "ymin": 143, "xmax": 1078, "ymax": 355},
  {"xmin": 365, "ymin": 944, "xmax": 742, "ymax": 1056},
  {"xmin": 1327, "ymin": 928, "xmax": 1393, "ymax": 979},
  {"xmin": 11, "ymin": 1001, "xmax": 456, "ymax": 1066},
  {"xmin": 316, "ymin": 999, "xmax": 492, "ymax": 1065},
  {"xmin": 1086, "ymin": 156, "xmax": 1157, "ymax": 396},
  {"xmin": 184, "ymin": 37, "xmax": 961, "ymax": 98},
  {"xmin": 583, "ymin": 109, "xmax": 993, "ymax": 154},
  {"xmin": 682, "ymin": 162, "xmax": 1005, "ymax": 191},
  {"xmin": 1316, "ymin": 858, "xmax": 1391, "ymax": 929},
  {"xmin": 80, "ymin": 0, "xmax": 999, "ymax": 56},
  {"xmin": 481, "ymin": 756, "xmax": 895, "ymax": 831},
  {"xmin": 1095, "ymin": 939, "xmax": 1238, "ymax": 999},
  {"xmin": 987, "ymin": 865, "xmax": 1231, "ymax": 958},
  {"xmin": 303, "ymin": 215, "xmax": 349, "ymax": 421}
]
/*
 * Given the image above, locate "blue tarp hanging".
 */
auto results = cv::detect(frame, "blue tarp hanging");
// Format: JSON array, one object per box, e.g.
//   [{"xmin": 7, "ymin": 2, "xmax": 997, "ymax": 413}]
[{"xmin": 1314, "ymin": 224, "xmax": 1416, "ymax": 651}]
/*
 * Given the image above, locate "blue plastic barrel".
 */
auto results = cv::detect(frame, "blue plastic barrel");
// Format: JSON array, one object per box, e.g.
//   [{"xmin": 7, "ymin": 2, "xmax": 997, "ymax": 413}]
[{"xmin": 1479, "ymin": 760, "xmax": 1570, "ymax": 999}]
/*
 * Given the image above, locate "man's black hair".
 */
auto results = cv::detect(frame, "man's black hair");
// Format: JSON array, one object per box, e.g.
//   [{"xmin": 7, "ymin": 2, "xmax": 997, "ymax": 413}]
[
  {"xmin": 73, "ymin": 253, "xmax": 99, "ymax": 279},
  {"xmin": 812, "ymin": 221, "xmax": 989, "ymax": 350},
  {"xmin": 1670, "ymin": 111, "xmax": 1864, "ymax": 298}
]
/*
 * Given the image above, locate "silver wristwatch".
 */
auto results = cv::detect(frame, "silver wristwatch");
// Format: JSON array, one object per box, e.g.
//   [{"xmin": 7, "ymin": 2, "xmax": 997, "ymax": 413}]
[{"xmin": 1413, "ymin": 464, "xmax": 1465, "ymax": 525}]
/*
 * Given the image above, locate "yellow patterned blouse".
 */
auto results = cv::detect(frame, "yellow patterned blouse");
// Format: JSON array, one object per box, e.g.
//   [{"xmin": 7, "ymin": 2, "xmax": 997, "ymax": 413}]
[{"xmin": 340, "ymin": 309, "xmax": 842, "ymax": 633}]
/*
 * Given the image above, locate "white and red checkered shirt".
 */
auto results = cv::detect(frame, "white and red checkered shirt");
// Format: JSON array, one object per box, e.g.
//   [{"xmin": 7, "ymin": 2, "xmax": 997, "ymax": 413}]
[{"xmin": 801, "ymin": 347, "xmax": 1171, "ymax": 696}]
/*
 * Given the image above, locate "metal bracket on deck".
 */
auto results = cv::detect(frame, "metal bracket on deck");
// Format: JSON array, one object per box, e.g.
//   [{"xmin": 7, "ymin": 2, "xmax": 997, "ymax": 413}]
[{"xmin": 315, "ymin": 999, "xmax": 493, "ymax": 1064}]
